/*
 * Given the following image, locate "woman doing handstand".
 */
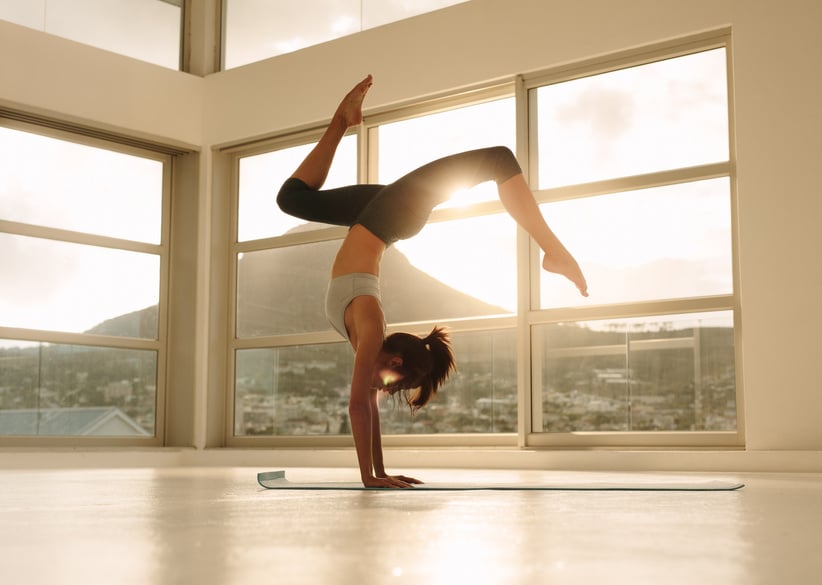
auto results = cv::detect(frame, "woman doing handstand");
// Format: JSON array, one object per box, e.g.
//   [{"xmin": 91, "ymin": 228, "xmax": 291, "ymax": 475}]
[{"xmin": 278, "ymin": 75, "xmax": 588, "ymax": 488}]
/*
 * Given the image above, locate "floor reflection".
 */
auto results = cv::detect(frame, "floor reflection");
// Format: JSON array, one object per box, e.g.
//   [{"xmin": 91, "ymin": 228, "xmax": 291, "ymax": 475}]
[{"xmin": 3, "ymin": 468, "xmax": 819, "ymax": 585}]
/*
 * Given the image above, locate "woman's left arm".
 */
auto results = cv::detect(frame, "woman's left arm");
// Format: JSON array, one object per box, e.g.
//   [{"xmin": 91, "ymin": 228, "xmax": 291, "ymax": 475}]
[
  {"xmin": 347, "ymin": 296, "xmax": 421, "ymax": 488},
  {"xmin": 369, "ymin": 391, "xmax": 387, "ymax": 477},
  {"xmin": 369, "ymin": 377, "xmax": 423, "ymax": 488},
  {"xmin": 348, "ymin": 333, "xmax": 382, "ymax": 487}
]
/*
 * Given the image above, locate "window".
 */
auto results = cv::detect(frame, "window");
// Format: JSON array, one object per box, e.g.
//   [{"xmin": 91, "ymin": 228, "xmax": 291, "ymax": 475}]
[
  {"xmin": 537, "ymin": 179, "xmax": 733, "ymax": 309},
  {"xmin": 526, "ymin": 43, "xmax": 739, "ymax": 446},
  {"xmin": 531, "ymin": 48, "xmax": 729, "ymax": 188},
  {"xmin": 229, "ymin": 90, "xmax": 518, "ymax": 442},
  {"xmin": 0, "ymin": 122, "xmax": 170, "ymax": 441},
  {"xmin": 533, "ymin": 312, "xmax": 736, "ymax": 433},
  {"xmin": 0, "ymin": 0, "xmax": 183, "ymax": 70},
  {"xmin": 374, "ymin": 96, "xmax": 517, "ymax": 321},
  {"xmin": 228, "ymin": 35, "xmax": 739, "ymax": 448},
  {"xmin": 235, "ymin": 343, "xmax": 351, "ymax": 436},
  {"xmin": 223, "ymin": 0, "xmax": 470, "ymax": 69},
  {"xmin": 237, "ymin": 135, "xmax": 358, "ymax": 242},
  {"xmin": 379, "ymin": 328, "xmax": 518, "ymax": 435}
]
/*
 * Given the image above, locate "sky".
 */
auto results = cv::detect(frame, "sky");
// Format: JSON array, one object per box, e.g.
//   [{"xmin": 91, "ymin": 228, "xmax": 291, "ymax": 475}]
[
  {"xmin": 1, "ymin": 25, "xmax": 731, "ymax": 347},
  {"xmin": 223, "ymin": 0, "xmax": 469, "ymax": 68},
  {"xmin": 0, "ymin": 127, "xmax": 163, "ymax": 344},
  {"xmin": 0, "ymin": 0, "xmax": 181, "ymax": 69},
  {"xmin": 1, "ymin": 0, "xmax": 469, "ymax": 70},
  {"xmin": 239, "ymin": 48, "xmax": 732, "ymax": 314}
]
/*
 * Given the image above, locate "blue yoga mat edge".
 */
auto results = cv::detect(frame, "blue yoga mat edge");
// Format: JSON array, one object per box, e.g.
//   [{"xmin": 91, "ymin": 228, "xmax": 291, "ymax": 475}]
[{"xmin": 257, "ymin": 470, "xmax": 745, "ymax": 492}]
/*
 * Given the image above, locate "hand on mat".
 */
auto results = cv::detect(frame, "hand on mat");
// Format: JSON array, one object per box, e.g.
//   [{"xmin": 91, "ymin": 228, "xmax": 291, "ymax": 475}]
[{"xmin": 364, "ymin": 474, "xmax": 423, "ymax": 488}]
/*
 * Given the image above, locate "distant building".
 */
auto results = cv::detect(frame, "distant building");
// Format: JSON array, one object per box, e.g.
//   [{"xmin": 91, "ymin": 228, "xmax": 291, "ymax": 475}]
[{"xmin": 0, "ymin": 407, "xmax": 151, "ymax": 436}]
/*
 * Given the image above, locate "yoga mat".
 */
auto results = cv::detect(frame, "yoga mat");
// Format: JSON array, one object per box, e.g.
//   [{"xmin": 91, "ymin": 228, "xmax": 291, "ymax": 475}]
[{"xmin": 257, "ymin": 471, "xmax": 744, "ymax": 492}]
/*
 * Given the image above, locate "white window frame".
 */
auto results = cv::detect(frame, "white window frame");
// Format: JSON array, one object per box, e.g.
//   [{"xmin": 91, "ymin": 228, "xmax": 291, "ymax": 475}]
[
  {"xmin": 0, "ymin": 114, "xmax": 176, "ymax": 447},
  {"xmin": 225, "ymin": 84, "xmax": 521, "ymax": 448},
  {"xmin": 520, "ymin": 31, "xmax": 743, "ymax": 449},
  {"xmin": 224, "ymin": 30, "xmax": 743, "ymax": 450}
]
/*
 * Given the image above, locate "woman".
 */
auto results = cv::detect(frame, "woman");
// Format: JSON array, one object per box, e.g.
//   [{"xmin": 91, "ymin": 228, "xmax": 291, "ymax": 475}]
[{"xmin": 278, "ymin": 75, "xmax": 588, "ymax": 488}]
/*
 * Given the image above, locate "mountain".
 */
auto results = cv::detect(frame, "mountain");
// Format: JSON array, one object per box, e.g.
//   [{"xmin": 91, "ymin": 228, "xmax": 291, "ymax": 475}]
[
  {"xmin": 236, "ymin": 230, "xmax": 508, "ymax": 338},
  {"xmin": 85, "ymin": 306, "xmax": 158, "ymax": 338},
  {"xmin": 86, "ymin": 224, "xmax": 508, "ymax": 339}
]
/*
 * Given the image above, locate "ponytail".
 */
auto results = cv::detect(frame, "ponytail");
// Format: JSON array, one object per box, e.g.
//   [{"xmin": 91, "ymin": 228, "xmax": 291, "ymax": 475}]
[{"xmin": 421, "ymin": 326, "xmax": 455, "ymax": 395}]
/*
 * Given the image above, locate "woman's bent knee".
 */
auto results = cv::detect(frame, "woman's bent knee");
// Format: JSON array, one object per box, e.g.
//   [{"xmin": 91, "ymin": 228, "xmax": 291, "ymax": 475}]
[
  {"xmin": 276, "ymin": 177, "xmax": 309, "ymax": 215},
  {"xmin": 488, "ymin": 146, "xmax": 522, "ymax": 184}
]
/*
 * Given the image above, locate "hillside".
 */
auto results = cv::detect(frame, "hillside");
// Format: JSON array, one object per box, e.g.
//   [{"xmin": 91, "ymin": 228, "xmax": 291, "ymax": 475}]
[
  {"xmin": 85, "ymin": 227, "xmax": 506, "ymax": 339},
  {"xmin": 235, "ymin": 233, "xmax": 507, "ymax": 337}
]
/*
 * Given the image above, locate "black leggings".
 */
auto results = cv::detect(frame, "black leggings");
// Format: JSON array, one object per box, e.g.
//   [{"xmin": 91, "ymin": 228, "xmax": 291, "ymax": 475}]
[{"xmin": 277, "ymin": 146, "xmax": 522, "ymax": 244}]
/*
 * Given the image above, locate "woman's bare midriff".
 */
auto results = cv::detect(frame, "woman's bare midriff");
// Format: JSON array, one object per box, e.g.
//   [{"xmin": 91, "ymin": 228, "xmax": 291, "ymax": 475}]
[{"xmin": 331, "ymin": 224, "xmax": 387, "ymax": 278}]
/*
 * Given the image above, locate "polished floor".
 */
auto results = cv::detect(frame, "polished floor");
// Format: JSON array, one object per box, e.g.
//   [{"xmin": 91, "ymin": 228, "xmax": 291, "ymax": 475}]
[{"xmin": 1, "ymin": 466, "xmax": 820, "ymax": 585}]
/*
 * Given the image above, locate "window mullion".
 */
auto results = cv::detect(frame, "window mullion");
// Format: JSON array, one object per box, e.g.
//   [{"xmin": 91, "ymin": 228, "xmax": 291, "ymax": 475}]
[
  {"xmin": 0, "ymin": 219, "xmax": 163, "ymax": 255},
  {"xmin": 533, "ymin": 162, "xmax": 732, "ymax": 205},
  {"xmin": 527, "ymin": 295, "xmax": 736, "ymax": 326}
]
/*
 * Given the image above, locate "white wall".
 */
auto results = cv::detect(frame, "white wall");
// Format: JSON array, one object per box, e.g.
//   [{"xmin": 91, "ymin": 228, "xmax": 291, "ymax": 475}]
[
  {"xmin": 2, "ymin": 0, "xmax": 821, "ymax": 465},
  {"xmin": 0, "ymin": 19, "xmax": 203, "ymax": 149}
]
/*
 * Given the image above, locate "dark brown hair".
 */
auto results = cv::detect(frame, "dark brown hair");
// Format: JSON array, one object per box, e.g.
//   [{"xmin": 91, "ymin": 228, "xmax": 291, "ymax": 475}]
[{"xmin": 382, "ymin": 326, "xmax": 455, "ymax": 412}]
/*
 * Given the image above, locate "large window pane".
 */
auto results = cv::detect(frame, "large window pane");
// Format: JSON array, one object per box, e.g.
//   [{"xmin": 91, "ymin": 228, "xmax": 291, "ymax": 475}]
[
  {"xmin": 236, "ymin": 214, "xmax": 514, "ymax": 339},
  {"xmin": 0, "ymin": 126, "xmax": 163, "ymax": 244},
  {"xmin": 374, "ymin": 98, "xmax": 515, "ymax": 230},
  {"xmin": 234, "ymin": 343, "xmax": 352, "ymax": 436},
  {"xmin": 390, "ymin": 213, "xmax": 516, "ymax": 318},
  {"xmin": 380, "ymin": 328, "xmax": 517, "ymax": 434},
  {"xmin": 234, "ymin": 329, "xmax": 516, "ymax": 437},
  {"xmin": 0, "ymin": 234, "xmax": 160, "ymax": 337},
  {"xmin": 534, "ymin": 312, "xmax": 736, "ymax": 432},
  {"xmin": 376, "ymin": 97, "xmax": 515, "ymax": 193},
  {"xmin": 0, "ymin": 121, "xmax": 167, "ymax": 442},
  {"xmin": 533, "ymin": 48, "xmax": 728, "ymax": 188},
  {"xmin": 224, "ymin": 0, "xmax": 468, "ymax": 69},
  {"xmin": 539, "ymin": 178, "xmax": 733, "ymax": 308},
  {"xmin": 225, "ymin": 0, "xmax": 360, "ymax": 68},
  {"xmin": 237, "ymin": 135, "xmax": 357, "ymax": 242},
  {"xmin": 236, "ymin": 241, "xmax": 338, "ymax": 337},
  {"xmin": 0, "ymin": 341, "xmax": 157, "ymax": 436},
  {"xmin": 0, "ymin": 0, "xmax": 182, "ymax": 70}
]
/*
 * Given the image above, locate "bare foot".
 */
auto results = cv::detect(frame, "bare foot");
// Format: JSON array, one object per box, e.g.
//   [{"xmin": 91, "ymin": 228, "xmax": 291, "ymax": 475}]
[
  {"xmin": 334, "ymin": 74, "xmax": 373, "ymax": 128},
  {"xmin": 543, "ymin": 247, "xmax": 589, "ymax": 297}
]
